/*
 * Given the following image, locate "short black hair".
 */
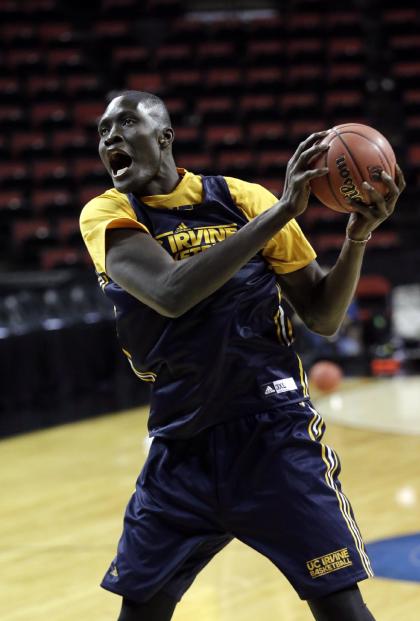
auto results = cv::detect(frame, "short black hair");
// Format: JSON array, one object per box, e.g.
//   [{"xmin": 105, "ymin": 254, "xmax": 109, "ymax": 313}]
[{"xmin": 106, "ymin": 89, "xmax": 171, "ymax": 127}]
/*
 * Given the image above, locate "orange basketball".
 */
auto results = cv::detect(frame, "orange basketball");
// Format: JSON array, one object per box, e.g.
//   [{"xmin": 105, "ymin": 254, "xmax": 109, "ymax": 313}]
[
  {"xmin": 309, "ymin": 360, "xmax": 343, "ymax": 393},
  {"xmin": 310, "ymin": 123, "xmax": 396, "ymax": 213}
]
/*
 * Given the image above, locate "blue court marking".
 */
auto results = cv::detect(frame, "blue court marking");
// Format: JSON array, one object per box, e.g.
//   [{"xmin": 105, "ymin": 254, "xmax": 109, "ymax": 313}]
[{"xmin": 366, "ymin": 533, "xmax": 420, "ymax": 583}]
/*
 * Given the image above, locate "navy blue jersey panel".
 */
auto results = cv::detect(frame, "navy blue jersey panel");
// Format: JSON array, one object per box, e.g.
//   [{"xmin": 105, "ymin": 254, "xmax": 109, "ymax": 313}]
[{"xmin": 100, "ymin": 175, "xmax": 306, "ymax": 438}]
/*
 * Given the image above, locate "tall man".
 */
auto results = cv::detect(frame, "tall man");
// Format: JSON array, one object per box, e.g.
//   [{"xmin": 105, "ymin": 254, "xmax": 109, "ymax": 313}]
[{"xmin": 80, "ymin": 91, "xmax": 405, "ymax": 621}]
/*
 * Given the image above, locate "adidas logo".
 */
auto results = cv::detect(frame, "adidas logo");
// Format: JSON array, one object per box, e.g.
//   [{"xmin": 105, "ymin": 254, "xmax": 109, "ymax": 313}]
[
  {"xmin": 175, "ymin": 222, "xmax": 189, "ymax": 232},
  {"xmin": 110, "ymin": 564, "xmax": 119, "ymax": 577},
  {"xmin": 264, "ymin": 385, "xmax": 275, "ymax": 395}
]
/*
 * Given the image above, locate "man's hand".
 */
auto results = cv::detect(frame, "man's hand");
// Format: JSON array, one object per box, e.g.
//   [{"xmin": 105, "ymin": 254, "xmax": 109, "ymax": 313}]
[
  {"xmin": 281, "ymin": 131, "xmax": 330, "ymax": 218},
  {"xmin": 345, "ymin": 165, "xmax": 406, "ymax": 241}
]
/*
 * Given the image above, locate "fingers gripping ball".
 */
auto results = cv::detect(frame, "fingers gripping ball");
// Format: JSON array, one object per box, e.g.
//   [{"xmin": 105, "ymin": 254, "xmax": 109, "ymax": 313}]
[
  {"xmin": 309, "ymin": 360, "xmax": 343, "ymax": 393},
  {"xmin": 310, "ymin": 123, "xmax": 396, "ymax": 213}
]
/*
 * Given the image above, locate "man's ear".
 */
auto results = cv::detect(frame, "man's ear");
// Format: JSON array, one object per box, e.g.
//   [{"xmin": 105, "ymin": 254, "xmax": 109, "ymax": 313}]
[{"xmin": 159, "ymin": 128, "xmax": 174, "ymax": 148}]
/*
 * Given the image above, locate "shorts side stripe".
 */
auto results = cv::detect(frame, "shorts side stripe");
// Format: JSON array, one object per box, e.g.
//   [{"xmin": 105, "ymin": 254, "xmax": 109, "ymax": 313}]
[
  {"xmin": 296, "ymin": 354, "xmax": 309, "ymax": 398},
  {"xmin": 307, "ymin": 405, "xmax": 374, "ymax": 578},
  {"xmin": 122, "ymin": 348, "xmax": 157, "ymax": 383}
]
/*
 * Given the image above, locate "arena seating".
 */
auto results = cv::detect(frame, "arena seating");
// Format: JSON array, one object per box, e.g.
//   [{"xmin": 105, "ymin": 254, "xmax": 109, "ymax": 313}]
[{"xmin": 0, "ymin": 0, "xmax": 419, "ymax": 280}]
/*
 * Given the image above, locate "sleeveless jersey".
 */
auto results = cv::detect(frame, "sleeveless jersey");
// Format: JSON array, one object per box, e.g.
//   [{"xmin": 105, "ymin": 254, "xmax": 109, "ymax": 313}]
[{"xmin": 100, "ymin": 175, "xmax": 309, "ymax": 438}]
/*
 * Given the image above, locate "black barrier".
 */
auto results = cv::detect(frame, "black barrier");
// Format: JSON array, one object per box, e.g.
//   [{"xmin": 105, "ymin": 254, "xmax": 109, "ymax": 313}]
[{"xmin": 0, "ymin": 270, "xmax": 150, "ymax": 438}]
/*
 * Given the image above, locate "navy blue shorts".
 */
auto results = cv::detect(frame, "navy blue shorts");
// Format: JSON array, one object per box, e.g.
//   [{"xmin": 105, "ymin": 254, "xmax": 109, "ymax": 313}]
[{"xmin": 101, "ymin": 402, "xmax": 373, "ymax": 603}]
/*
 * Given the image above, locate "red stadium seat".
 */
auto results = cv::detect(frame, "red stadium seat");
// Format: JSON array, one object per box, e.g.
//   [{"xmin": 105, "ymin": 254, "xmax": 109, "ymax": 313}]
[
  {"xmin": 406, "ymin": 144, "xmax": 420, "ymax": 167},
  {"xmin": 127, "ymin": 73, "xmax": 163, "ymax": 93},
  {"xmin": 287, "ymin": 38, "xmax": 323, "ymax": 60},
  {"xmin": 356, "ymin": 275, "xmax": 391, "ymax": 298},
  {"xmin": 326, "ymin": 10, "xmax": 361, "ymax": 30},
  {"xmin": 328, "ymin": 37, "xmax": 365, "ymax": 60},
  {"xmin": 238, "ymin": 93, "xmax": 279, "ymax": 121},
  {"xmin": 281, "ymin": 92, "xmax": 319, "ymax": 113},
  {"xmin": 26, "ymin": 76, "xmax": 61, "ymax": 98},
  {"xmin": 73, "ymin": 157, "xmax": 107, "ymax": 182},
  {"xmin": 57, "ymin": 217, "xmax": 81, "ymax": 242},
  {"xmin": 247, "ymin": 16, "xmax": 284, "ymax": 38},
  {"xmin": 383, "ymin": 8, "xmax": 417, "ymax": 23},
  {"xmin": 197, "ymin": 42, "xmax": 236, "ymax": 66},
  {"xmin": 6, "ymin": 49, "xmax": 45, "ymax": 72},
  {"xmin": 258, "ymin": 150, "xmax": 292, "ymax": 170},
  {"xmin": 31, "ymin": 102, "xmax": 70, "ymax": 128},
  {"xmin": 2, "ymin": 22, "xmax": 36, "ymax": 45},
  {"xmin": 157, "ymin": 44, "xmax": 192, "ymax": 68},
  {"xmin": 324, "ymin": 90, "xmax": 363, "ymax": 113},
  {"xmin": 286, "ymin": 64, "xmax": 324, "ymax": 87},
  {"xmin": 288, "ymin": 12, "xmax": 323, "ymax": 34},
  {"xmin": 245, "ymin": 67, "xmax": 284, "ymax": 92},
  {"xmin": 175, "ymin": 125, "xmax": 201, "ymax": 153},
  {"xmin": 73, "ymin": 102, "xmax": 104, "ymax": 128},
  {"xmin": 205, "ymin": 125, "xmax": 243, "ymax": 146},
  {"xmin": 103, "ymin": 0, "xmax": 137, "ymax": 11},
  {"xmin": 165, "ymin": 97, "xmax": 187, "ymax": 119},
  {"xmin": 217, "ymin": 150, "xmax": 254, "ymax": 170},
  {"xmin": 206, "ymin": 68, "xmax": 242, "ymax": 89},
  {"xmin": 32, "ymin": 189, "xmax": 73, "ymax": 214},
  {"xmin": 248, "ymin": 121, "xmax": 286, "ymax": 144},
  {"xmin": 327, "ymin": 62, "xmax": 365, "ymax": 87},
  {"xmin": 38, "ymin": 22, "xmax": 74, "ymax": 44},
  {"xmin": 289, "ymin": 119, "xmax": 326, "ymax": 140},
  {"xmin": 0, "ymin": 162, "xmax": 28, "ymax": 185},
  {"xmin": 21, "ymin": 0, "xmax": 56, "ymax": 13},
  {"xmin": 13, "ymin": 219, "xmax": 51, "ymax": 244},
  {"xmin": 170, "ymin": 18, "xmax": 203, "ymax": 43},
  {"xmin": 79, "ymin": 186, "xmax": 107, "ymax": 207},
  {"xmin": 64, "ymin": 75, "xmax": 100, "ymax": 96},
  {"xmin": 167, "ymin": 69, "xmax": 201, "ymax": 89},
  {"xmin": 11, "ymin": 131, "xmax": 48, "ymax": 158},
  {"xmin": 246, "ymin": 40, "xmax": 284, "ymax": 65},
  {"xmin": 178, "ymin": 153, "xmax": 213, "ymax": 172},
  {"xmin": 0, "ymin": 105, "xmax": 26, "ymax": 130},
  {"xmin": 392, "ymin": 61, "xmax": 420, "ymax": 87},
  {"xmin": 94, "ymin": 20, "xmax": 130, "ymax": 40},
  {"xmin": 40, "ymin": 247, "xmax": 90, "ymax": 271},
  {"xmin": 32, "ymin": 160, "xmax": 69, "ymax": 184},
  {"xmin": 51, "ymin": 129, "xmax": 89, "ymax": 155},
  {"xmin": 0, "ymin": 78, "xmax": 20, "ymax": 100},
  {"xmin": 112, "ymin": 45, "xmax": 149, "ymax": 69},
  {"xmin": 0, "ymin": 190, "xmax": 25, "ymax": 211},
  {"xmin": 47, "ymin": 48, "xmax": 84, "ymax": 72},
  {"xmin": 196, "ymin": 96, "xmax": 234, "ymax": 121},
  {"xmin": 389, "ymin": 34, "xmax": 420, "ymax": 57}
]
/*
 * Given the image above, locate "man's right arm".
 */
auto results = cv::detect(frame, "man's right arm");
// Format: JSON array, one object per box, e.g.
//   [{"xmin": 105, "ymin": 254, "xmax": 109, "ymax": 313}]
[{"xmin": 105, "ymin": 132, "xmax": 329, "ymax": 318}]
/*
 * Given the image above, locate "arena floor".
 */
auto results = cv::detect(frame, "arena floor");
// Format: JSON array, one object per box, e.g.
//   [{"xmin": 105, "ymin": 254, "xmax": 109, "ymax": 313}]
[{"xmin": 1, "ymin": 377, "xmax": 420, "ymax": 621}]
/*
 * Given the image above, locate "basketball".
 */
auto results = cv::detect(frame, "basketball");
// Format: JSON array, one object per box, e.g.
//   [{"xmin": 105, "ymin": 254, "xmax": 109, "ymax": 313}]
[
  {"xmin": 310, "ymin": 123, "xmax": 397, "ymax": 213},
  {"xmin": 309, "ymin": 360, "xmax": 343, "ymax": 393}
]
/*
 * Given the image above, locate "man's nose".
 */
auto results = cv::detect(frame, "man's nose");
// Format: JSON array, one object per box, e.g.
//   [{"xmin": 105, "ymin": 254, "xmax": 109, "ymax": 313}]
[{"xmin": 104, "ymin": 127, "xmax": 123, "ymax": 147}]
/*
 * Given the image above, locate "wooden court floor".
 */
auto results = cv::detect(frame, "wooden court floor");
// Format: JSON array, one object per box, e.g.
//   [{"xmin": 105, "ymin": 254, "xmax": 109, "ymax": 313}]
[{"xmin": 1, "ymin": 378, "xmax": 420, "ymax": 620}]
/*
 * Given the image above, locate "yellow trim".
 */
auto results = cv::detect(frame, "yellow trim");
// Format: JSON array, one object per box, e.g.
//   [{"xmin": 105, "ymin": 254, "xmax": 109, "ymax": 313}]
[
  {"xmin": 121, "ymin": 349, "xmax": 156, "ymax": 383},
  {"xmin": 296, "ymin": 353, "xmax": 309, "ymax": 398},
  {"xmin": 287, "ymin": 317, "xmax": 294, "ymax": 341},
  {"xmin": 273, "ymin": 283, "xmax": 292, "ymax": 347},
  {"xmin": 306, "ymin": 405, "xmax": 374, "ymax": 578}
]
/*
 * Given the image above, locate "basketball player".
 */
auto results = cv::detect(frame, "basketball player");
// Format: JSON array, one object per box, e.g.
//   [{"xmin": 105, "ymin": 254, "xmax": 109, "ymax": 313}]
[{"xmin": 80, "ymin": 91, "xmax": 405, "ymax": 621}]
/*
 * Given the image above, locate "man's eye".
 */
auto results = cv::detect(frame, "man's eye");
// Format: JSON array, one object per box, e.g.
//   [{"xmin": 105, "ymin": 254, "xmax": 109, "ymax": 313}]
[
  {"xmin": 123, "ymin": 118, "xmax": 135, "ymax": 126},
  {"xmin": 99, "ymin": 127, "xmax": 109, "ymax": 136}
]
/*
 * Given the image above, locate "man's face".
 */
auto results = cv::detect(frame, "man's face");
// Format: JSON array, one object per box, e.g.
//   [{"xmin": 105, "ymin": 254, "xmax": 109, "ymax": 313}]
[{"xmin": 98, "ymin": 96, "xmax": 163, "ymax": 194}]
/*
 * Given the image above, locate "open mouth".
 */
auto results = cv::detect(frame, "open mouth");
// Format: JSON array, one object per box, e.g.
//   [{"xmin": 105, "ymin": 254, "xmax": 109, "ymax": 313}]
[{"xmin": 109, "ymin": 151, "xmax": 133, "ymax": 178}]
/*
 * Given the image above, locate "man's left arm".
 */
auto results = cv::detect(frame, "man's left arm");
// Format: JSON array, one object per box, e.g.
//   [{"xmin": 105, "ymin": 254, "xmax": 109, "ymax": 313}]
[{"xmin": 278, "ymin": 167, "xmax": 406, "ymax": 336}]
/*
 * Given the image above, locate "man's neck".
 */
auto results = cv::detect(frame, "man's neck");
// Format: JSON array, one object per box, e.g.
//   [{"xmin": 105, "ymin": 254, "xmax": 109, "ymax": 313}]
[{"xmin": 136, "ymin": 158, "xmax": 181, "ymax": 198}]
